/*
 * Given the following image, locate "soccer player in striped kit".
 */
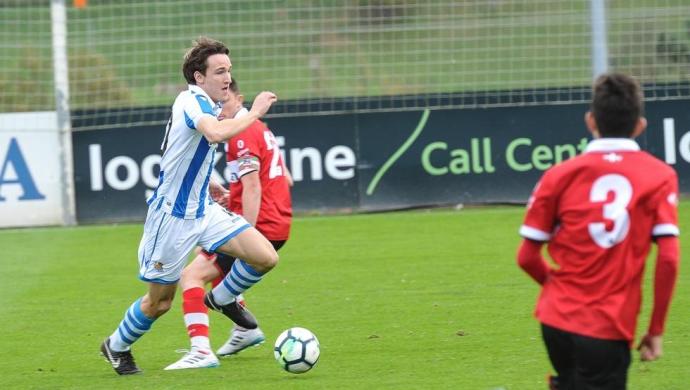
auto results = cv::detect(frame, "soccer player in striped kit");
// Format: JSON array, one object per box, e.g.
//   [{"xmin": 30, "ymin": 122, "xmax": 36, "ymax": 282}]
[
  {"xmin": 100, "ymin": 37, "xmax": 278, "ymax": 375},
  {"xmin": 517, "ymin": 73, "xmax": 680, "ymax": 389},
  {"xmin": 165, "ymin": 79, "xmax": 293, "ymax": 370}
]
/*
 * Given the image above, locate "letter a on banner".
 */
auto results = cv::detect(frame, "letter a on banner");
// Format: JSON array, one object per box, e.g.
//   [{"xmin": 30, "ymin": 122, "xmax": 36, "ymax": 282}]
[{"xmin": 0, "ymin": 138, "xmax": 46, "ymax": 201}]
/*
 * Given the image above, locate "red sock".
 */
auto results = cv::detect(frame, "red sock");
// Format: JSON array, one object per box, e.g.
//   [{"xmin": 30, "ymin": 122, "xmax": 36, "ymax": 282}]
[{"xmin": 182, "ymin": 287, "xmax": 210, "ymax": 350}]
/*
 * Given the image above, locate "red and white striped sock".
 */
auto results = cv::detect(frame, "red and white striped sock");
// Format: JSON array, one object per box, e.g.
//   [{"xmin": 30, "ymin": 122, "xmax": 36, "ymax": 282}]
[{"xmin": 182, "ymin": 287, "xmax": 211, "ymax": 351}]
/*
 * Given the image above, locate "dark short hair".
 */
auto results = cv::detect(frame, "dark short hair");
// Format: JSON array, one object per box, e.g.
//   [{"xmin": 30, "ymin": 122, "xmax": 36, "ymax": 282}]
[
  {"xmin": 590, "ymin": 73, "xmax": 644, "ymax": 137},
  {"xmin": 182, "ymin": 37, "xmax": 230, "ymax": 84}
]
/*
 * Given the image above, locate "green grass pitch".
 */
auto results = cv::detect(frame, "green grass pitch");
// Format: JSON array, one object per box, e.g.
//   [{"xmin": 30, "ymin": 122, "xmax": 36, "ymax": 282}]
[{"xmin": 1, "ymin": 202, "xmax": 688, "ymax": 389}]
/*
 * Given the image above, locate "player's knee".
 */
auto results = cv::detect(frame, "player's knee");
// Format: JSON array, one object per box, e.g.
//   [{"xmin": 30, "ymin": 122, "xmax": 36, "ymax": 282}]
[
  {"xmin": 253, "ymin": 249, "xmax": 278, "ymax": 273},
  {"xmin": 266, "ymin": 249, "xmax": 279, "ymax": 269}
]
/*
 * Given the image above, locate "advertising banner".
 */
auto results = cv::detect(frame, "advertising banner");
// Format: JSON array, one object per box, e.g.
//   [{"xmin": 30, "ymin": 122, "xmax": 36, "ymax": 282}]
[
  {"xmin": 0, "ymin": 112, "xmax": 64, "ymax": 227},
  {"xmin": 72, "ymin": 100, "xmax": 690, "ymax": 223},
  {"xmin": 357, "ymin": 100, "xmax": 689, "ymax": 209},
  {"xmin": 72, "ymin": 114, "xmax": 360, "ymax": 223}
]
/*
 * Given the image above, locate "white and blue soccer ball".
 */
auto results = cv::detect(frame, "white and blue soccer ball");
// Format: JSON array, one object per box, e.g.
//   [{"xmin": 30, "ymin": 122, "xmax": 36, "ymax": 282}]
[{"xmin": 273, "ymin": 327, "xmax": 320, "ymax": 373}]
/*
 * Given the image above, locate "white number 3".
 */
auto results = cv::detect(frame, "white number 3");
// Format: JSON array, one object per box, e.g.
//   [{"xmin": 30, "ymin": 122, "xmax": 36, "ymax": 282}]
[{"xmin": 588, "ymin": 174, "xmax": 632, "ymax": 248}]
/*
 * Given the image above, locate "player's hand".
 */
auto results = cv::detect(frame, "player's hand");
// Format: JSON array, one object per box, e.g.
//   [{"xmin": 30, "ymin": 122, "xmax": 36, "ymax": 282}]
[
  {"xmin": 250, "ymin": 91, "xmax": 277, "ymax": 117},
  {"xmin": 637, "ymin": 334, "xmax": 663, "ymax": 361},
  {"xmin": 209, "ymin": 181, "xmax": 229, "ymax": 206}
]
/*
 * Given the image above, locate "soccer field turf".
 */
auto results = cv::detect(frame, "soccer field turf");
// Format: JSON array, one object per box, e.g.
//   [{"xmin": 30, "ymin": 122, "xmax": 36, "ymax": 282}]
[{"xmin": 1, "ymin": 203, "xmax": 688, "ymax": 389}]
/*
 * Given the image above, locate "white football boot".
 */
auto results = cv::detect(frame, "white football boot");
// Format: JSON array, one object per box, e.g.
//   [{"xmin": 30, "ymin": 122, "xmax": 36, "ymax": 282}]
[
  {"xmin": 164, "ymin": 347, "xmax": 219, "ymax": 370},
  {"xmin": 216, "ymin": 326, "xmax": 266, "ymax": 356}
]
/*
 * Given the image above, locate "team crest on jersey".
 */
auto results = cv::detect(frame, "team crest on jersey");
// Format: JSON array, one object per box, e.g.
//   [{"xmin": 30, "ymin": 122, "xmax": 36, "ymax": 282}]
[
  {"xmin": 668, "ymin": 192, "xmax": 678, "ymax": 206},
  {"xmin": 153, "ymin": 262, "xmax": 164, "ymax": 272}
]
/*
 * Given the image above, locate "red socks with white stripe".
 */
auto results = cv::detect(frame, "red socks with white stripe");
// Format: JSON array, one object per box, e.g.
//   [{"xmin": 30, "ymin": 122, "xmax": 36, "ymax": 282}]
[{"xmin": 182, "ymin": 287, "xmax": 211, "ymax": 351}]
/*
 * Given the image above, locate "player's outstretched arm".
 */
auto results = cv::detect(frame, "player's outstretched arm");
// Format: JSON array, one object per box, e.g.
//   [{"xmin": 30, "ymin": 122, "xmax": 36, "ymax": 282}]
[
  {"xmin": 197, "ymin": 91, "xmax": 277, "ymax": 143},
  {"xmin": 639, "ymin": 235, "xmax": 680, "ymax": 361}
]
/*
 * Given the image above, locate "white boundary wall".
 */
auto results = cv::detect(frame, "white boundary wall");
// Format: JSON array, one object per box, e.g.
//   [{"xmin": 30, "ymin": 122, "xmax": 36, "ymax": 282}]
[{"xmin": 0, "ymin": 112, "xmax": 64, "ymax": 227}]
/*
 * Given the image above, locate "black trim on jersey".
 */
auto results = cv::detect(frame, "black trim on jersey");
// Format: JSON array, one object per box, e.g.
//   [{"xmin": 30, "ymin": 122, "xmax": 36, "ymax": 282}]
[{"xmin": 161, "ymin": 113, "xmax": 173, "ymax": 154}]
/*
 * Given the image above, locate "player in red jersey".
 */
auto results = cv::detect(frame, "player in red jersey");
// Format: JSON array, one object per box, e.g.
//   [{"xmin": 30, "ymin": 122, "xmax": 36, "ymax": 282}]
[
  {"xmin": 166, "ymin": 80, "xmax": 292, "ymax": 370},
  {"xmin": 517, "ymin": 73, "xmax": 680, "ymax": 389}
]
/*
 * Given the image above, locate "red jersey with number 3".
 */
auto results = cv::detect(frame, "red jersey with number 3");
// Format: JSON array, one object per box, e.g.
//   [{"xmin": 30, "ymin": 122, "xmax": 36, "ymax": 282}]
[
  {"xmin": 226, "ymin": 119, "xmax": 292, "ymax": 240},
  {"xmin": 520, "ymin": 138, "xmax": 679, "ymax": 341}
]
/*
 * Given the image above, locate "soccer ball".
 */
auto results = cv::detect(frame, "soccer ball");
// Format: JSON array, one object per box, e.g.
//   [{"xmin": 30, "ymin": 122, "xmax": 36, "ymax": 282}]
[{"xmin": 273, "ymin": 327, "xmax": 320, "ymax": 373}]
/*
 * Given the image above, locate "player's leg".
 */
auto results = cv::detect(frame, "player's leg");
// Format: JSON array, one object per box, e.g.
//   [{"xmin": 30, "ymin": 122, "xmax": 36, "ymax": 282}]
[
  {"xmin": 214, "ymin": 252, "xmax": 264, "ymax": 356},
  {"xmin": 216, "ymin": 240, "xmax": 285, "ymax": 356},
  {"xmin": 208, "ymin": 230, "xmax": 277, "ymax": 317},
  {"xmin": 203, "ymin": 230, "xmax": 271, "ymax": 329},
  {"xmin": 211, "ymin": 227, "xmax": 278, "ymax": 301},
  {"xmin": 101, "ymin": 282, "xmax": 176, "ymax": 375},
  {"xmin": 164, "ymin": 251, "xmax": 223, "ymax": 370},
  {"xmin": 541, "ymin": 324, "xmax": 576, "ymax": 389},
  {"xmin": 215, "ymin": 226, "xmax": 278, "ymax": 272},
  {"xmin": 101, "ymin": 206, "xmax": 199, "ymax": 375},
  {"xmin": 573, "ymin": 334, "xmax": 630, "ymax": 389},
  {"xmin": 198, "ymin": 204, "xmax": 277, "ymax": 327},
  {"xmin": 180, "ymin": 252, "xmax": 222, "ymax": 352},
  {"xmin": 196, "ymin": 250, "xmax": 266, "ymax": 356}
]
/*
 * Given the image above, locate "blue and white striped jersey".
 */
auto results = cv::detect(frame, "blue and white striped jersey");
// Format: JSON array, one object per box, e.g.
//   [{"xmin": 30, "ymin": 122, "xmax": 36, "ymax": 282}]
[{"xmin": 147, "ymin": 84, "xmax": 222, "ymax": 219}]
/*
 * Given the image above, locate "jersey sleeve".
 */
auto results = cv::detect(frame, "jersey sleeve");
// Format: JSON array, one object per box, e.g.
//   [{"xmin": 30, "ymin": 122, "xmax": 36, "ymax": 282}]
[
  {"xmin": 227, "ymin": 122, "xmax": 262, "ymax": 178},
  {"xmin": 520, "ymin": 169, "xmax": 559, "ymax": 241},
  {"xmin": 183, "ymin": 93, "xmax": 216, "ymax": 129},
  {"xmin": 651, "ymin": 171, "xmax": 680, "ymax": 237}
]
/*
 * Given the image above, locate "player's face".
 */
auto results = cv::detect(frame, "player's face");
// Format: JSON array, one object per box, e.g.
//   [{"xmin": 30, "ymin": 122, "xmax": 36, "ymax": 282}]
[
  {"xmin": 199, "ymin": 53, "xmax": 232, "ymax": 103},
  {"xmin": 220, "ymin": 91, "xmax": 243, "ymax": 119}
]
